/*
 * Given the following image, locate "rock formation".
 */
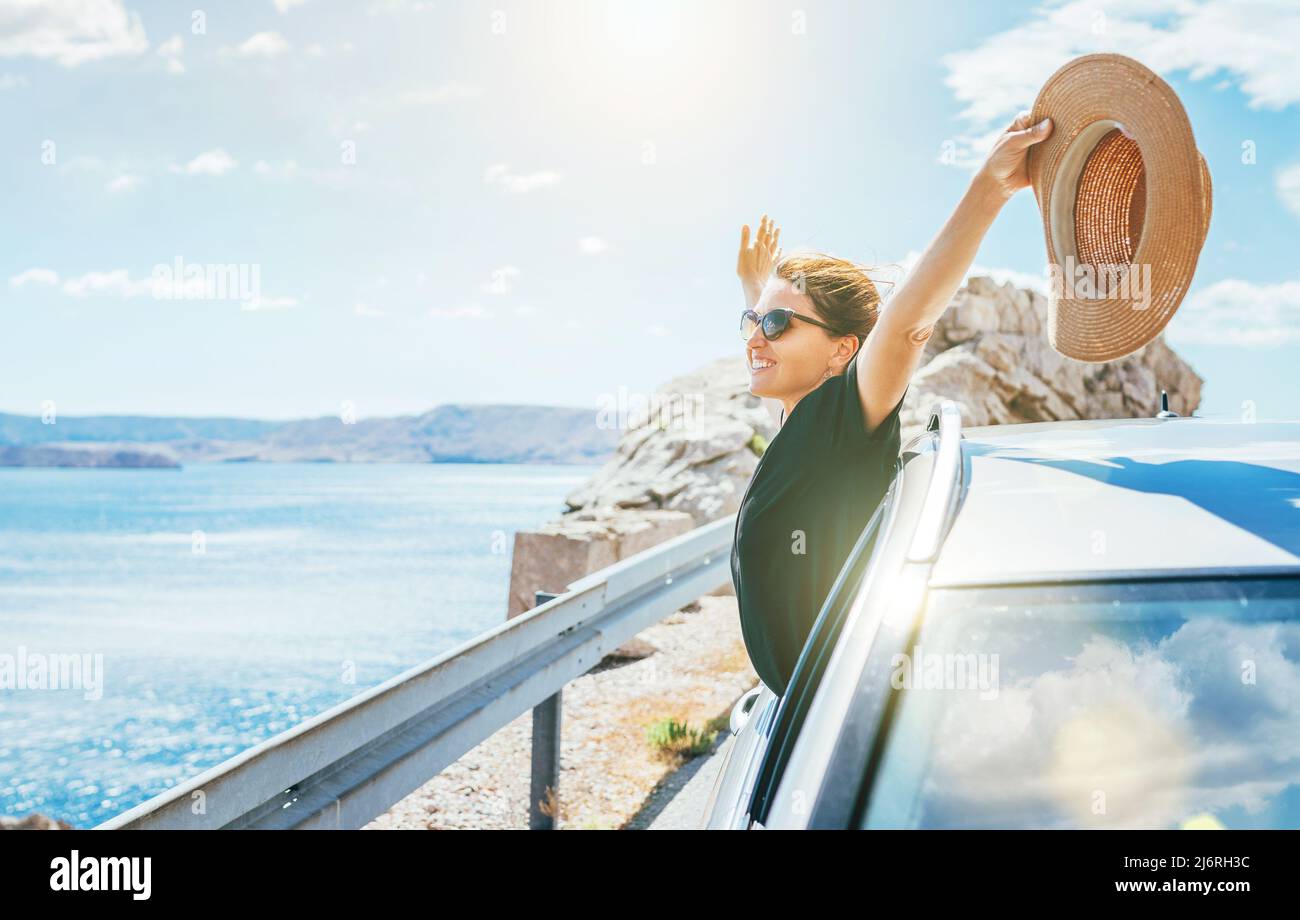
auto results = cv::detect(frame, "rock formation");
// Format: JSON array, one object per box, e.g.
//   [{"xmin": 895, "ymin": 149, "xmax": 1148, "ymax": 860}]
[{"xmin": 0, "ymin": 812, "xmax": 72, "ymax": 830}]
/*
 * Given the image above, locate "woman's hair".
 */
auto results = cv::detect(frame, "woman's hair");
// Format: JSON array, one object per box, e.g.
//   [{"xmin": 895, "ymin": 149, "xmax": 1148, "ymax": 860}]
[{"xmin": 773, "ymin": 252, "xmax": 887, "ymax": 369}]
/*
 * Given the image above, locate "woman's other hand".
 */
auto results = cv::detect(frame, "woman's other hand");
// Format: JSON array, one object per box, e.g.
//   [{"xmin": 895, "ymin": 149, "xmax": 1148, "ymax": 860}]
[
  {"xmin": 737, "ymin": 214, "xmax": 781, "ymax": 309},
  {"xmin": 976, "ymin": 111, "xmax": 1053, "ymax": 202}
]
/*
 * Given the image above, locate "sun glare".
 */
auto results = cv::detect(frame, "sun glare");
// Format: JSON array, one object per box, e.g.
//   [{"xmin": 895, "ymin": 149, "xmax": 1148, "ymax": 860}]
[{"xmin": 600, "ymin": 2, "xmax": 684, "ymax": 57}]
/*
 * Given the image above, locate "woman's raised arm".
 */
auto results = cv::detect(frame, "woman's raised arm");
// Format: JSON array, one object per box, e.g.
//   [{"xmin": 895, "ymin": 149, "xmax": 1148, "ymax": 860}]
[
  {"xmin": 855, "ymin": 112, "xmax": 1053, "ymax": 433},
  {"xmin": 736, "ymin": 214, "xmax": 782, "ymax": 310}
]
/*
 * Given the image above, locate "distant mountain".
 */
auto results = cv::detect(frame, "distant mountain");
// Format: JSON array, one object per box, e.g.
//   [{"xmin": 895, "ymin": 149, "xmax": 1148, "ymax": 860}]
[
  {"xmin": 0, "ymin": 413, "xmax": 280, "ymax": 445},
  {"xmin": 0, "ymin": 404, "xmax": 618, "ymax": 466},
  {"xmin": 0, "ymin": 444, "xmax": 180, "ymax": 469}
]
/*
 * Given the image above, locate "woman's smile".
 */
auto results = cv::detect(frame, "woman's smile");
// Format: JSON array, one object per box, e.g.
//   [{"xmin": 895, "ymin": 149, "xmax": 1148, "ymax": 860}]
[{"xmin": 749, "ymin": 351, "xmax": 778, "ymax": 374}]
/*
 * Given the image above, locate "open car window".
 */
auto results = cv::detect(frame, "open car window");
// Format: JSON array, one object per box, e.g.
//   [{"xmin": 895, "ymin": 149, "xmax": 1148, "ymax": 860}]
[
  {"xmin": 747, "ymin": 474, "xmax": 900, "ymax": 825},
  {"xmin": 861, "ymin": 577, "xmax": 1300, "ymax": 829}
]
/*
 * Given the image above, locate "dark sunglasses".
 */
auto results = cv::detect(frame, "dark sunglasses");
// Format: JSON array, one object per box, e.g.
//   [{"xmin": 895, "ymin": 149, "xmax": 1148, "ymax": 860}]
[{"xmin": 740, "ymin": 307, "xmax": 838, "ymax": 342}]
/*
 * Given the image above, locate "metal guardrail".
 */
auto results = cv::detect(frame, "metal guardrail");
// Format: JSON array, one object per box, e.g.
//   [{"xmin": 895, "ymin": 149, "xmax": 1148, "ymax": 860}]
[{"xmin": 97, "ymin": 515, "xmax": 736, "ymax": 829}]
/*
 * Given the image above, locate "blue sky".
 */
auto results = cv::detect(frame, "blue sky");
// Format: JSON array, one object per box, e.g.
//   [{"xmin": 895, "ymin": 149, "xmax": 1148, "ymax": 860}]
[{"xmin": 1, "ymin": 0, "xmax": 1297, "ymax": 420}]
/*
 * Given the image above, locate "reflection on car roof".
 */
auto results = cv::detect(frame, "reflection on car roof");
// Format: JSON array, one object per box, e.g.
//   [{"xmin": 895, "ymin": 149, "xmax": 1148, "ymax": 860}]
[{"xmin": 928, "ymin": 417, "xmax": 1300, "ymax": 587}]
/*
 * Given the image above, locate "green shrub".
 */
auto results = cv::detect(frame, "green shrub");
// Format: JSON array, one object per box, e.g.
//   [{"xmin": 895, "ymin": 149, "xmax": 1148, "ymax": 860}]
[{"xmin": 646, "ymin": 717, "xmax": 716, "ymax": 760}]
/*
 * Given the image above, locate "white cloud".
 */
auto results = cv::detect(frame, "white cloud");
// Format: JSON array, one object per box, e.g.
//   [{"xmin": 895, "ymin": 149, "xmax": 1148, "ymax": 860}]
[
  {"xmin": 156, "ymin": 33, "xmax": 183, "ymax": 73},
  {"xmin": 922, "ymin": 618, "xmax": 1300, "ymax": 829},
  {"xmin": 105, "ymin": 173, "xmax": 141, "ymax": 194},
  {"xmin": 1278, "ymin": 162, "xmax": 1300, "ymax": 220},
  {"xmin": 9, "ymin": 265, "xmax": 302, "ymax": 309},
  {"xmin": 0, "ymin": 0, "xmax": 148, "ymax": 67},
  {"xmin": 9, "ymin": 268, "xmax": 59, "ymax": 288},
  {"xmin": 327, "ymin": 117, "xmax": 370, "ymax": 136},
  {"xmin": 176, "ymin": 149, "xmax": 238, "ymax": 176},
  {"xmin": 232, "ymin": 31, "xmax": 290, "ymax": 59},
  {"xmin": 57, "ymin": 154, "xmax": 106, "ymax": 174},
  {"xmin": 354, "ymin": 301, "xmax": 385, "ymax": 317},
  {"xmin": 940, "ymin": 0, "xmax": 1300, "ymax": 168},
  {"xmin": 60, "ymin": 269, "xmax": 154, "ymax": 299},
  {"xmin": 430, "ymin": 304, "xmax": 489, "ymax": 319},
  {"xmin": 241, "ymin": 295, "xmax": 299, "ymax": 311},
  {"xmin": 253, "ymin": 158, "xmax": 352, "ymax": 188},
  {"xmin": 1167, "ymin": 276, "xmax": 1300, "ymax": 347},
  {"xmin": 481, "ymin": 265, "xmax": 519, "ymax": 295},
  {"xmin": 273, "ymin": 0, "xmax": 310, "ymax": 12},
  {"xmin": 369, "ymin": 0, "xmax": 436, "ymax": 14},
  {"xmin": 967, "ymin": 264, "xmax": 1051, "ymax": 295},
  {"xmin": 0, "ymin": 72, "xmax": 27, "ymax": 90},
  {"xmin": 578, "ymin": 236, "xmax": 610, "ymax": 255},
  {"xmin": 253, "ymin": 159, "xmax": 294, "ymax": 178},
  {"xmin": 7, "ymin": 267, "xmax": 152, "ymax": 299},
  {"xmin": 484, "ymin": 163, "xmax": 561, "ymax": 194},
  {"xmin": 398, "ymin": 81, "xmax": 483, "ymax": 105},
  {"xmin": 880, "ymin": 250, "xmax": 1051, "ymax": 298}
]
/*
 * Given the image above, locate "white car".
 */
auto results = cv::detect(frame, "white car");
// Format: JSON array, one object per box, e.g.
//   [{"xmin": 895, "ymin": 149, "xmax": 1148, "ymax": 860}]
[{"xmin": 704, "ymin": 400, "xmax": 1300, "ymax": 829}]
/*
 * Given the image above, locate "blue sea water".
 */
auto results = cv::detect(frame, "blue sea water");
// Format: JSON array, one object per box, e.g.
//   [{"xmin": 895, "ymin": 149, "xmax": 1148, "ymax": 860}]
[{"xmin": 0, "ymin": 462, "xmax": 593, "ymax": 827}]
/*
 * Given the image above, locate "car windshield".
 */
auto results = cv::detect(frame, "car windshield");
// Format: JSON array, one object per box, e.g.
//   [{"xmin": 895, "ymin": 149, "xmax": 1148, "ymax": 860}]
[{"xmin": 861, "ymin": 577, "xmax": 1300, "ymax": 829}]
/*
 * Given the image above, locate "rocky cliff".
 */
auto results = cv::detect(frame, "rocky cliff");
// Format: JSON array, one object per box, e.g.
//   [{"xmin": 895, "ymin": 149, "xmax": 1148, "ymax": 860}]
[
  {"xmin": 0, "ymin": 812, "xmax": 72, "ymax": 830},
  {"xmin": 562, "ymin": 276, "xmax": 1203, "ymax": 526}
]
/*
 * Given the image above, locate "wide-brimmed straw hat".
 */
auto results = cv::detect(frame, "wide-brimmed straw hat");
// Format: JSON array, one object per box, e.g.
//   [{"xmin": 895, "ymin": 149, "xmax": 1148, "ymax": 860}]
[{"xmin": 1026, "ymin": 53, "xmax": 1212, "ymax": 363}]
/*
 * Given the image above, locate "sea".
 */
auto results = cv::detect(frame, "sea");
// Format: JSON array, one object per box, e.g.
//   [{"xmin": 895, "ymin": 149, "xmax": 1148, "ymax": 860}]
[{"xmin": 0, "ymin": 462, "xmax": 593, "ymax": 827}]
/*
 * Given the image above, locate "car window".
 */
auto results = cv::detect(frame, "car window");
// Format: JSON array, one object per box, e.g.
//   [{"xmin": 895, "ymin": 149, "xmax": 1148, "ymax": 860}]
[
  {"xmin": 747, "ymin": 473, "xmax": 900, "ymax": 825},
  {"xmin": 860, "ymin": 577, "xmax": 1300, "ymax": 829}
]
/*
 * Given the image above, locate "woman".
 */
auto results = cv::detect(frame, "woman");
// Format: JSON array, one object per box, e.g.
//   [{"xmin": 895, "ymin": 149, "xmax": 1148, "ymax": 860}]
[{"xmin": 730, "ymin": 111, "xmax": 1053, "ymax": 697}]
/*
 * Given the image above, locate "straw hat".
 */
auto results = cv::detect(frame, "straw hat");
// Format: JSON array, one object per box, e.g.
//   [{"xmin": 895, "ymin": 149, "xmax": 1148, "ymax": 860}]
[{"xmin": 1026, "ymin": 53, "xmax": 1212, "ymax": 363}]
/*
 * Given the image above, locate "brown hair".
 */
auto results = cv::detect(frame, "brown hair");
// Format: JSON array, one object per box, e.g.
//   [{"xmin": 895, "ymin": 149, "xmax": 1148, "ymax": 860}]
[{"xmin": 773, "ymin": 252, "xmax": 886, "ymax": 369}]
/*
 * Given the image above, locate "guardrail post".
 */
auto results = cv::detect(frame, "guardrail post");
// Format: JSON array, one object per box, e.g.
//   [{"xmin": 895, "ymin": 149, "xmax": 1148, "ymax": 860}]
[{"xmin": 529, "ymin": 591, "xmax": 561, "ymax": 830}]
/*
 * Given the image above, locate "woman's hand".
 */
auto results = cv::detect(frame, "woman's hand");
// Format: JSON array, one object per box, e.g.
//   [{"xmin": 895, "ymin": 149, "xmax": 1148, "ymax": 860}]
[
  {"xmin": 975, "ymin": 111, "xmax": 1054, "ymax": 201},
  {"xmin": 737, "ymin": 214, "xmax": 781, "ymax": 309},
  {"xmin": 854, "ymin": 111, "xmax": 1050, "ymax": 435}
]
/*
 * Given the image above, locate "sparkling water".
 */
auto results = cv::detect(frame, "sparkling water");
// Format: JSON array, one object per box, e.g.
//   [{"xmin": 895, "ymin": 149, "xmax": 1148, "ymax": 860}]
[{"xmin": 0, "ymin": 462, "xmax": 592, "ymax": 827}]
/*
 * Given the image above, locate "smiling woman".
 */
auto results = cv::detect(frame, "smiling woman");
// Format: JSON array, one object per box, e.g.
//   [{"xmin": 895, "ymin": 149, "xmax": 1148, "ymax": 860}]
[
  {"xmin": 729, "ymin": 221, "xmax": 903, "ymax": 696},
  {"xmin": 728, "ymin": 111, "xmax": 1055, "ymax": 696}
]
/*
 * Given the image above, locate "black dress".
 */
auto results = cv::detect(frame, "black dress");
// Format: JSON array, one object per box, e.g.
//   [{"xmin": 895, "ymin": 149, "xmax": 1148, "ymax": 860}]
[{"xmin": 730, "ymin": 358, "xmax": 905, "ymax": 697}]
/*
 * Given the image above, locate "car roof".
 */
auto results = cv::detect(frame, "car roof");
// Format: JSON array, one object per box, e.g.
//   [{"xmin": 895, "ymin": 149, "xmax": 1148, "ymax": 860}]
[{"xmin": 926, "ymin": 416, "xmax": 1300, "ymax": 587}]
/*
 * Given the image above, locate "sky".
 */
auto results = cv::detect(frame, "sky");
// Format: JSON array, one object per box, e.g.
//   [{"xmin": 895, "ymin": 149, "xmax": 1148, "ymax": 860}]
[{"xmin": 1, "ymin": 0, "xmax": 1297, "ymax": 421}]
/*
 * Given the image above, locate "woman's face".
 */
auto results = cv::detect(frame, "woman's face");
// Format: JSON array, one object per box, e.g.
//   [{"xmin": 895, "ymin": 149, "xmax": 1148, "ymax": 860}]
[{"xmin": 745, "ymin": 277, "xmax": 844, "ymax": 400}]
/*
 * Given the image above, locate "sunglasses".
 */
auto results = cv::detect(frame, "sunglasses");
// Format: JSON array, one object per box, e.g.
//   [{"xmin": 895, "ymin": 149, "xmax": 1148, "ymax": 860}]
[{"xmin": 740, "ymin": 307, "xmax": 838, "ymax": 342}]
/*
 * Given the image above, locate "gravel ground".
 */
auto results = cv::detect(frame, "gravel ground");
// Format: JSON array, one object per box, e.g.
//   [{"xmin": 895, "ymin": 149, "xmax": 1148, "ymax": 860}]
[
  {"xmin": 631, "ymin": 732, "xmax": 736, "ymax": 830},
  {"xmin": 365, "ymin": 594, "xmax": 758, "ymax": 830}
]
